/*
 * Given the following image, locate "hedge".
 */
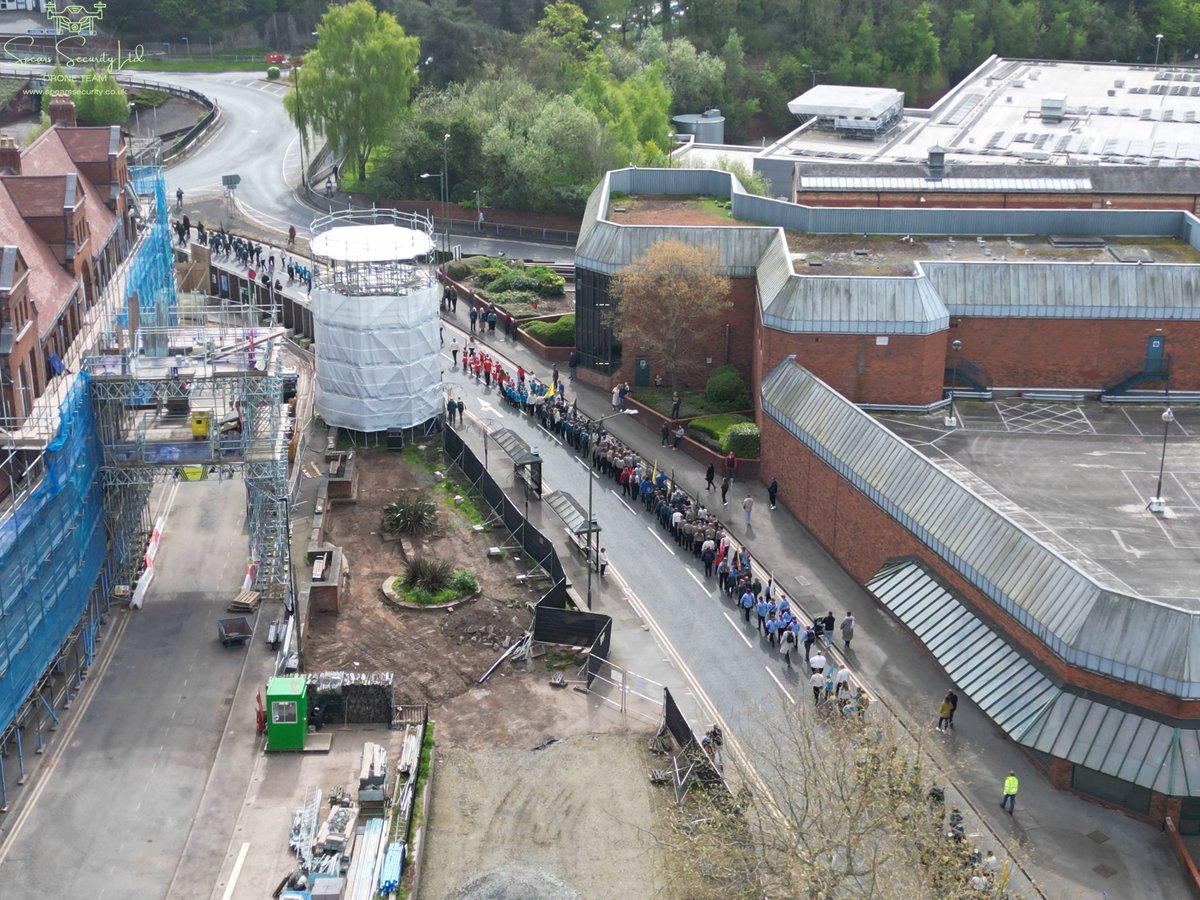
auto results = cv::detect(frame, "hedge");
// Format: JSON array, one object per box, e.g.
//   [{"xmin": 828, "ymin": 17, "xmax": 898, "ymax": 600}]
[
  {"xmin": 688, "ymin": 413, "xmax": 753, "ymax": 443},
  {"xmin": 705, "ymin": 364, "xmax": 751, "ymax": 412},
  {"xmin": 522, "ymin": 314, "xmax": 575, "ymax": 346},
  {"xmin": 722, "ymin": 422, "xmax": 760, "ymax": 458}
]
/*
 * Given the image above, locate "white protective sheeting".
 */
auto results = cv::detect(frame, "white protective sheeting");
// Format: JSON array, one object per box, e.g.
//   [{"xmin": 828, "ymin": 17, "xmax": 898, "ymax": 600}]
[
  {"xmin": 311, "ymin": 223, "xmax": 435, "ymax": 262},
  {"xmin": 313, "ymin": 283, "xmax": 442, "ymax": 431}
]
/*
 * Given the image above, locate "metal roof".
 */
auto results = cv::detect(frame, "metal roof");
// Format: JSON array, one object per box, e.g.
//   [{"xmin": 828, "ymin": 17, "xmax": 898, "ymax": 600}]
[
  {"xmin": 787, "ymin": 85, "xmax": 904, "ymax": 119},
  {"xmin": 489, "ymin": 428, "xmax": 542, "ymax": 466},
  {"xmin": 544, "ymin": 490, "xmax": 601, "ymax": 535},
  {"xmin": 868, "ymin": 560, "xmax": 1200, "ymax": 797},
  {"xmin": 798, "ymin": 176, "xmax": 1093, "ymax": 192},
  {"xmin": 760, "ymin": 357, "xmax": 1200, "ymax": 697},
  {"xmin": 921, "ymin": 261, "xmax": 1200, "ymax": 319}
]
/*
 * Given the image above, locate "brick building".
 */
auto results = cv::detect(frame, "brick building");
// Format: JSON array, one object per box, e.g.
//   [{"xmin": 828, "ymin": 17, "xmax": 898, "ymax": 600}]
[
  {"xmin": 0, "ymin": 95, "xmax": 131, "ymax": 421},
  {"xmin": 575, "ymin": 166, "xmax": 1200, "ymax": 820}
]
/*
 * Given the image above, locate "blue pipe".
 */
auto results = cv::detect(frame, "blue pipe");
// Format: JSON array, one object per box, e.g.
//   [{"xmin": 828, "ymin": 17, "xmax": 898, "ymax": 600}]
[
  {"xmin": 0, "ymin": 753, "xmax": 8, "ymax": 811},
  {"xmin": 38, "ymin": 692, "xmax": 58, "ymax": 727},
  {"xmin": 14, "ymin": 726, "xmax": 25, "ymax": 783}
]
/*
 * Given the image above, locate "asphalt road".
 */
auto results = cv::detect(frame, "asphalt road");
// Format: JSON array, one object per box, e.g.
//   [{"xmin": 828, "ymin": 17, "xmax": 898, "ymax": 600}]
[{"xmin": 0, "ymin": 480, "xmax": 253, "ymax": 899}]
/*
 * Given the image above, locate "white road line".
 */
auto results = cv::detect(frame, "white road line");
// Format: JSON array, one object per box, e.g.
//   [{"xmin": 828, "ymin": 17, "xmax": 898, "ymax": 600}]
[
  {"xmin": 765, "ymin": 666, "xmax": 797, "ymax": 704},
  {"xmin": 610, "ymin": 490, "xmax": 637, "ymax": 514},
  {"xmin": 722, "ymin": 612, "xmax": 754, "ymax": 648},
  {"xmin": 647, "ymin": 526, "xmax": 675, "ymax": 555},
  {"xmin": 220, "ymin": 842, "xmax": 252, "ymax": 900},
  {"xmin": 687, "ymin": 570, "xmax": 712, "ymax": 596},
  {"xmin": 1120, "ymin": 406, "xmax": 1144, "ymax": 436},
  {"xmin": 574, "ymin": 457, "xmax": 599, "ymax": 478}
]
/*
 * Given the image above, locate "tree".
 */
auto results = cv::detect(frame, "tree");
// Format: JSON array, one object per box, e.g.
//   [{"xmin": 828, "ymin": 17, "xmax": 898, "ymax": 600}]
[
  {"xmin": 41, "ymin": 65, "xmax": 73, "ymax": 114},
  {"xmin": 290, "ymin": 0, "xmax": 420, "ymax": 182},
  {"xmin": 89, "ymin": 71, "xmax": 130, "ymax": 127},
  {"xmin": 282, "ymin": 66, "xmax": 312, "ymax": 186},
  {"xmin": 657, "ymin": 702, "xmax": 1021, "ymax": 899},
  {"xmin": 611, "ymin": 240, "xmax": 732, "ymax": 390}
]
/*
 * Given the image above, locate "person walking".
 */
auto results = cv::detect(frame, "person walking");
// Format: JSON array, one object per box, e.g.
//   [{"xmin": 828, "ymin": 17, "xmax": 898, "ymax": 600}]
[
  {"xmin": 822, "ymin": 611, "xmax": 836, "ymax": 646},
  {"xmin": 937, "ymin": 692, "xmax": 955, "ymax": 733},
  {"xmin": 1001, "ymin": 771, "xmax": 1019, "ymax": 814},
  {"xmin": 705, "ymin": 463, "xmax": 715, "ymax": 491},
  {"xmin": 947, "ymin": 689, "xmax": 959, "ymax": 730},
  {"xmin": 176, "ymin": 186, "xmax": 184, "ymax": 208},
  {"xmin": 809, "ymin": 649, "xmax": 826, "ymax": 676},
  {"xmin": 568, "ymin": 350, "xmax": 578, "ymax": 381},
  {"xmin": 661, "ymin": 422, "xmax": 670, "ymax": 447},
  {"xmin": 598, "ymin": 547, "xmax": 609, "ymax": 578},
  {"xmin": 840, "ymin": 612, "xmax": 855, "ymax": 650},
  {"xmin": 450, "ymin": 337, "xmax": 459, "ymax": 367},
  {"xmin": 469, "ymin": 305, "xmax": 479, "ymax": 333},
  {"xmin": 803, "ymin": 625, "xmax": 815, "ymax": 662},
  {"xmin": 834, "ymin": 665, "xmax": 850, "ymax": 698},
  {"xmin": 446, "ymin": 397, "xmax": 457, "ymax": 425},
  {"xmin": 756, "ymin": 596, "xmax": 769, "ymax": 634},
  {"xmin": 724, "ymin": 451, "xmax": 736, "ymax": 483},
  {"xmin": 456, "ymin": 399, "xmax": 464, "ymax": 423},
  {"xmin": 742, "ymin": 494, "xmax": 754, "ymax": 527},
  {"xmin": 740, "ymin": 587, "xmax": 755, "ymax": 623},
  {"xmin": 810, "ymin": 670, "xmax": 825, "ymax": 706},
  {"xmin": 779, "ymin": 626, "xmax": 796, "ymax": 668},
  {"xmin": 768, "ymin": 478, "xmax": 778, "ymax": 509},
  {"xmin": 288, "ymin": 224, "xmax": 296, "ymax": 247},
  {"xmin": 721, "ymin": 476, "xmax": 730, "ymax": 506}
]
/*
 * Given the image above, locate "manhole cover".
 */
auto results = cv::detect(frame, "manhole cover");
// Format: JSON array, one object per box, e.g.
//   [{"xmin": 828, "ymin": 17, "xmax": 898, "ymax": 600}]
[
  {"xmin": 1093, "ymin": 863, "xmax": 1118, "ymax": 878},
  {"xmin": 1087, "ymin": 829, "xmax": 1109, "ymax": 844}
]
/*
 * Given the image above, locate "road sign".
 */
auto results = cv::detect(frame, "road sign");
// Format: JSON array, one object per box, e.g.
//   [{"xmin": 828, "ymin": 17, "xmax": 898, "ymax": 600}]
[{"xmin": 222, "ymin": 174, "xmax": 241, "ymax": 188}]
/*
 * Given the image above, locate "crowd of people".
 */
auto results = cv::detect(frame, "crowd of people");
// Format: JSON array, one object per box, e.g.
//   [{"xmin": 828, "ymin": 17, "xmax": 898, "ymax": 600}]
[{"xmin": 172, "ymin": 216, "xmax": 316, "ymax": 295}]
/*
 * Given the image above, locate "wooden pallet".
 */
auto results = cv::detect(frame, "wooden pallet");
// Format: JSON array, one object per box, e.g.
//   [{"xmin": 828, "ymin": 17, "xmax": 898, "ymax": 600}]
[{"xmin": 227, "ymin": 589, "xmax": 261, "ymax": 613}]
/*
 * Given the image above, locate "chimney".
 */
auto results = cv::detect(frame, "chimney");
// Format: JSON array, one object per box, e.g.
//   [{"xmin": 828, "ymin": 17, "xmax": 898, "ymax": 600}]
[
  {"xmin": 0, "ymin": 135, "xmax": 20, "ymax": 175},
  {"xmin": 48, "ymin": 93, "xmax": 76, "ymax": 128}
]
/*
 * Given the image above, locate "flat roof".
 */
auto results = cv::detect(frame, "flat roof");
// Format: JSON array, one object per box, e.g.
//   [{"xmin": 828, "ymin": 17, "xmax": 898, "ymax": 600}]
[
  {"xmin": 310, "ymin": 224, "xmax": 433, "ymax": 262},
  {"xmin": 881, "ymin": 401, "xmax": 1200, "ymax": 609},
  {"xmin": 787, "ymin": 85, "xmax": 904, "ymax": 119},
  {"xmin": 761, "ymin": 57, "xmax": 1200, "ymax": 168}
]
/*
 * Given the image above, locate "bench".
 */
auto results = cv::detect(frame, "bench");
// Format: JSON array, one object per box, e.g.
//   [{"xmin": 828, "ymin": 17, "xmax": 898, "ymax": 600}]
[{"xmin": 564, "ymin": 528, "xmax": 591, "ymax": 563}]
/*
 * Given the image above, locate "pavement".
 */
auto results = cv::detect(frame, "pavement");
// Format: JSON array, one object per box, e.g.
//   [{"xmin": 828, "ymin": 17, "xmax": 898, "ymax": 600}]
[{"xmin": 435, "ymin": 307, "xmax": 1192, "ymax": 900}]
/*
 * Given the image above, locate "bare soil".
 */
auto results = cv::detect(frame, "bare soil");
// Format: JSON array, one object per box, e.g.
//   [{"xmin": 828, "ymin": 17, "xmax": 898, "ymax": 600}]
[
  {"xmin": 608, "ymin": 195, "xmax": 737, "ymax": 227},
  {"xmin": 306, "ymin": 444, "xmax": 542, "ymax": 704}
]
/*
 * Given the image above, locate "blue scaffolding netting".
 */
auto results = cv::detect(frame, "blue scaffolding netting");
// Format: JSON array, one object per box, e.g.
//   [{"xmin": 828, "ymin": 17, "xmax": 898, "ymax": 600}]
[
  {"xmin": 122, "ymin": 166, "xmax": 177, "ymax": 335},
  {"xmin": 0, "ymin": 374, "xmax": 106, "ymax": 733}
]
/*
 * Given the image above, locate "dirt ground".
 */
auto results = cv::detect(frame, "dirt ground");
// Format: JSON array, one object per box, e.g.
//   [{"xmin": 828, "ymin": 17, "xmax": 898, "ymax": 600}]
[
  {"xmin": 306, "ymin": 444, "xmax": 544, "ymax": 704},
  {"xmin": 422, "ymin": 731, "xmax": 669, "ymax": 900},
  {"xmin": 608, "ymin": 195, "xmax": 737, "ymax": 227}
]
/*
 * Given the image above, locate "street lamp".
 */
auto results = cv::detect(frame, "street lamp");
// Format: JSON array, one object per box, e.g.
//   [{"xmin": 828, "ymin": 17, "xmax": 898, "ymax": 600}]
[
  {"xmin": 442, "ymin": 133, "xmax": 450, "ymax": 254},
  {"xmin": 1156, "ymin": 33, "xmax": 1165, "ymax": 65},
  {"xmin": 128, "ymin": 101, "xmax": 140, "ymax": 135},
  {"xmin": 1149, "ymin": 406, "xmax": 1175, "ymax": 514},
  {"xmin": 181, "ymin": 36, "xmax": 190, "ymax": 57},
  {"xmin": 419, "ymin": 171, "xmax": 446, "ymax": 256},
  {"xmin": 945, "ymin": 339, "xmax": 962, "ymax": 428},
  {"xmin": 586, "ymin": 408, "xmax": 638, "ymax": 609}
]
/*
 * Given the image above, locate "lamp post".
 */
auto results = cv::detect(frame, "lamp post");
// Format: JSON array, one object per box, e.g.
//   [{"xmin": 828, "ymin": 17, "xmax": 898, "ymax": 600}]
[
  {"xmin": 945, "ymin": 339, "xmax": 962, "ymax": 428},
  {"xmin": 1150, "ymin": 406, "xmax": 1175, "ymax": 513},
  {"xmin": 181, "ymin": 36, "xmax": 190, "ymax": 58},
  {"xmin": 1156, "ymin": 33, "xmax": 1165, "ymax": 65},
  {"xmin": 442, "ymin": 133, "xmax": 450, "ymax": 254},
  {"xmin": 419, "ymin": 171, "xmax": 445, "ymax": 257},
  {"xmin": 128, "ymin": 101, "xmax": 140, "ymax": 135},
  {"xmin": 586, "ymin": 408, "xmax": 638, "ymax": 609}
]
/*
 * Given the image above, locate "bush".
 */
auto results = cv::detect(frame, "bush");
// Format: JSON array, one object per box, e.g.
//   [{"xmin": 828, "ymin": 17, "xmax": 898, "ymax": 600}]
[
  {"xmin": 473, "ymin": 264, "xmax": 509, "ymax": 287},
  {"xmin": 688, "ymin": 413, "xmax": 753, "ymax": 443},
  {"xmin": 705, "ymin": 364, "xmax": 752, "ymax": 412},
  {"xmin": 445, "ymin": 258, "xmax": 474, "ymax": 280},
  {"xmin": 479, "ymin": 290, "xmax": 541, "ymax": 319},
  {"xmin": 487, "ymin": 269, "xmax": 543, "ymax": 294},
  {"xmin": 451, "ymin": 568, "xmax": 478, "ymax": 594},
  {"xmin": 381, "ymin": 496, "xmax": 437, "ymax": 535},
  {"xmin": 522, "ymin": 314, "xmax": 575, "ymax": 346},
  {"xmin": 524, "ymin": 265, "xmax": 566, "ymax": 296},
  {"xmin": 403, "ymin": 558, "xmax": 453, "ymax": 592},
  {"xmin": 363, "ymin": 175, "xmax": 400, "ymax": 200},
  {"xmin": 267, "ymin": 66, "xmax": 281, "ymax": 80},
  {"xmin": 722, "ymin": 422, "xmax": 761, "ymax": 458}
]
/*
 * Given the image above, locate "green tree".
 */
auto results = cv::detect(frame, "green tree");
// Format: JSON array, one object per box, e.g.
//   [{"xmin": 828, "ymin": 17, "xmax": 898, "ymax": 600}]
[
  {"xmin": 283, "ymin": 66, "xmax": 312, "ymax": 186},
  {"xmin": 90, "ymin": 71, "xmax": 130, "ymax": 127},
  {"xmin": 72, "ymin": 69, "xmax": 99, "ymax": 125},
  {"xmin": 41, "ymin": 65, "xmax": 74, "ymax": 114},
  {"xmin": 291, "ymin": 0, "xmax": 420, "ymax": 182}
]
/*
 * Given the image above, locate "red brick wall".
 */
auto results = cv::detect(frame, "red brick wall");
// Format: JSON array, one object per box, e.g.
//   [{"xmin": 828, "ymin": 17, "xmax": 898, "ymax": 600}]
[
  {"xmin": 757, "ymin": 325, "xmax": 947, "ymax": 406},
  {"xmin": 954, "ymin": 318, "xmax": 1200, "ymax": 390},
  {"xmin": 795, "ymin": 192, "xmax": 1199, "ymax": 211},
  {"xmin": 760, "ymin": 412, "xmax": 1200, "ymax": 719}
]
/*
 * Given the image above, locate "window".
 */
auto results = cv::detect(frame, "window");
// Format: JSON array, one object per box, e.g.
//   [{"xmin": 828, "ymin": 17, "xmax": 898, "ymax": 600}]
[{"xmin": 271, "ymin": 700, "xmax": 298, "ymax": 724}]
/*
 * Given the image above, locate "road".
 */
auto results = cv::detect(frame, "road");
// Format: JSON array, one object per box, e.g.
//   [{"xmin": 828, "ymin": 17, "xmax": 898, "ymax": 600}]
[{"xmin": 0, "ymin": 480, "xmax": 253, "ymax": 899}]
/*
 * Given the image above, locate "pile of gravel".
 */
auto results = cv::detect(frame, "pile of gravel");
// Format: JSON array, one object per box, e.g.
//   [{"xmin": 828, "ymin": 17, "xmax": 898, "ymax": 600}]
[{"xmin": 448, "ymin": 867, "xmax": 581, "ymax": 900}]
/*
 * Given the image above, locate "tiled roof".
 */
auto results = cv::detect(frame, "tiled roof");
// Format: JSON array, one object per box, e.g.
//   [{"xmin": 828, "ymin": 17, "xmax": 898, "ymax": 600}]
[
  {"xmin": 0, "ymin": 187, "xmax": 77, "ymax": 331},
  {"xmin": 21, "ymin": 129, "xmax": 116, "ymax": 245},
  {"xmin": 56, "ymin": 127, "xmax": 116, "ymax": 164},
  {"xmin": 3, "ymin": 175, "xmax": 77, "ymax": 218}
]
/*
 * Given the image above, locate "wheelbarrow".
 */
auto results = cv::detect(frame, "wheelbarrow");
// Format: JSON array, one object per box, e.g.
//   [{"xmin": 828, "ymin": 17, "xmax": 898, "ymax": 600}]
[{"xmin": 217, "ymin": 616, "xmax": 253, "ymax": 647}]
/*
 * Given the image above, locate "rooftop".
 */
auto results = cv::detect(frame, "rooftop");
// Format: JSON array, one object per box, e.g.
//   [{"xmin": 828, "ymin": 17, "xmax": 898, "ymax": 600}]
[
  {"xmin": 787, "ymin": 85, "xmax": 904, "ymax": 120},
  {"xmin": 880, "ymin": 400, "xmax": 1200, "ymax": 610},
  {"xmin": 606, "ymin": 195, "xmax": 739, "ymax": 227}
]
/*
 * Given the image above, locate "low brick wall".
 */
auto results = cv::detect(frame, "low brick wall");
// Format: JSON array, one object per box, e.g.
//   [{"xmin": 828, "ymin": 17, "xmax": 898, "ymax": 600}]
[
  {"xmin": 1166, "ymin": 818, "xmax": 1200, "ymax": 898},
  {"xmin": 516, "ymin": 329, "xmax": 572, "ymax": 362}
]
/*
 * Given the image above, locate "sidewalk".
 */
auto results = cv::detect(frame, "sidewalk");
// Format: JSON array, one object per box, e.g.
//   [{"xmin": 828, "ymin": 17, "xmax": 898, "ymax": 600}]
[{"xmin": 440, "ymin": 304, "xmax": 1188, "ymax": 900}]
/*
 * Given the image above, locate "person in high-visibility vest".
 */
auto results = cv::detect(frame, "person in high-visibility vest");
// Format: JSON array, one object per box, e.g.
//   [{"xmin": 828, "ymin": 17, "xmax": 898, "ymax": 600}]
[{"xmin": 1001, "ymin": 771, "xmax": 1019, "ymax": 814}]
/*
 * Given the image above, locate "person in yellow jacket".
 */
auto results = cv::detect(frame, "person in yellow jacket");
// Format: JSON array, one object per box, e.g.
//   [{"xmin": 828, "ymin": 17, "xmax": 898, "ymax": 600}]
[{"xmin": 1001, "ymin": 771, "xmax": 1019, "ymax": 814}]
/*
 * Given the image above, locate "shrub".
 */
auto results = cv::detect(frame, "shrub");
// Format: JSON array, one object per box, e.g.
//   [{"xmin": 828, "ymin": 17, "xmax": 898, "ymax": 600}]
[
  {"xmin": 522, "ymin": 314, "xmax": 575, "ymax": 346},
  {"xmin": 487, "ymin": 269, "xmax": 543, "ymax": 294},
  {"xmin": 445, "ymin": 258, "xmax": 473, "ymax": 280},
  {"xmin": 404, "ymin": 558, "xmax": 453, "ymax": 592},
  {"xmin": 267, "ymin": 66, "xmax": 281, "ymax": 80},
  {"xmin": 524, "ymin": 265, "xmax": 566, "ymax": 296},
  {"xmin": 705, "ymin": 364, "xmax": 752, "ymax": 412},
  {"xmin": 451, "ymin": 568, "xmax": 478, "ymax": 594},
  {"xmin": 479, "ymin": 290, "xmax": 540, "ymax": 319},
  {"xmin": 688, "ymin": 413, "xmax": 753, "ymax": 443},
  {"xmin": 363, "ymin": 175, "xmax": 400, "ymax": 200},
  {"xmin": 473, "ymin": 264, "xmax": 510, "ymax": 287},
  {"xmin": 722, "ymin": 422, "xmax": 761, "ymax": 458},
  {"xmin": 381, "ymin": 496, "xmax": 437, "ymax": 535}
]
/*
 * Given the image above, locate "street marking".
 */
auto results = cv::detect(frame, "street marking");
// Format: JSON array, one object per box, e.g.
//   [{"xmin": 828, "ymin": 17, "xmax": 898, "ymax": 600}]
[
  {"xmin": 687, "ymin": 570, "xmax": 712, "ymax": 596},
  {"xmin": 1110, "ymin": 529, "xmax": 1147, "ymax": 559},
  {"xmin": 765, "ymin": 666, "xmax": 796, "ymax": 704},
  {"xmin": 647, "ymin": 526, "xmax": 675, "ymax": 555},
  {"xmin": 610, "ymin": 489, "xmax": 637, "ymax": 514},
  {"xmin": 722, "ymin": 612, "xmax": 754, "ymax": 648},
  {"xmin": 220, "ymin": 842, "xmax": 252, "ymax": 900},
  {"xmin": 574, "ymin": 457, "xmax": 599, "ymax": 478}
]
